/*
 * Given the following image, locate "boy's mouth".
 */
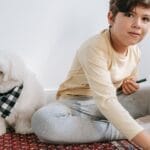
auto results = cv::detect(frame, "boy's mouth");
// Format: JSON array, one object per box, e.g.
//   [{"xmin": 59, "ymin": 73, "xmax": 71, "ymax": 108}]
[{"xmin": 128, "ymin": 32, "xmax": 141, "ymax": 38}]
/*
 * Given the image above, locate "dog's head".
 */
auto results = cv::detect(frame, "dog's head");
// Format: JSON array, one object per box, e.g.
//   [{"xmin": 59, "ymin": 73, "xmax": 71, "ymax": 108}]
[{"xmin": 0, "ymin": 51, "xmax": 27, "ymax": 93}]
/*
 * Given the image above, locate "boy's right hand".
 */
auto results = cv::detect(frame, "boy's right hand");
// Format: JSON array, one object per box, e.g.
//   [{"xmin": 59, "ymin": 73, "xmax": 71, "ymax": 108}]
[{"xmin": 121, "ymin": 76, "xmax": 139, "ymax": 95}]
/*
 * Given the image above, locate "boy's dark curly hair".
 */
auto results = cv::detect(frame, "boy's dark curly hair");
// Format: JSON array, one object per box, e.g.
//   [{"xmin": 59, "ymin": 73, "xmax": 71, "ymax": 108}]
[{"xmin": 109, "ymin": 0, "xmax": 150, "ymax": 17}]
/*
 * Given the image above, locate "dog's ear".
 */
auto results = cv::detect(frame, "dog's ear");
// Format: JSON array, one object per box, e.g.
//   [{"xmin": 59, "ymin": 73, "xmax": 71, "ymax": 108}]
[
  {"xmin": 3, "ymin": 72, "xmax": 9, "ymax": 81},
  {"xmin": 0, "ymin": 58, "xmax": 10, "ymax": 82},
  {"xmin": 9, "ymin": 55, "xmax": 26, "ymax": 82}
]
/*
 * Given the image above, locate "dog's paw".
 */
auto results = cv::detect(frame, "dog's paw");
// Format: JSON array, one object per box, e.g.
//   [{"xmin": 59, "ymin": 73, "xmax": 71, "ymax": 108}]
[
  {"xmin": 0, "ymin": 122, "xmax": 6, "ymax": 136},
  {"xmin": 15, "ymin": 127, "xmax": 32, "ymax": 134},
  {"xmin": 0, "ymin": 128, "xmax": 6, "ymax": 136},
  {"xmin": 15, "ymin": 121, "xmax": 32, "ymax": 134},
  {"xmin": 0, "ymin": 118, "xmax": 6, "ymax": 136}
]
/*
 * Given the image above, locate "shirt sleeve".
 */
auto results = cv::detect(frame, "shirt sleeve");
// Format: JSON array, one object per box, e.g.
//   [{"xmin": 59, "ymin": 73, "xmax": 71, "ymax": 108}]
[{"xmin": 77, "ymin": 44, "xmax": 143, "ymax": 140}]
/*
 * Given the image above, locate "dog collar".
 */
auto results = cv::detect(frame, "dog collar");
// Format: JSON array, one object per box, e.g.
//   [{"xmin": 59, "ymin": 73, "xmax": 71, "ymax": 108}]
[{"xmin": 0, "ymin": 84, "xmax": 23, "ymax": 118}]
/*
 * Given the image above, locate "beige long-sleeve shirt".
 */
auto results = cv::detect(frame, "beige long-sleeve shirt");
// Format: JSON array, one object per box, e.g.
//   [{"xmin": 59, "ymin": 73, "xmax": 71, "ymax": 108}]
[{"xmin": 57, "ymin": 29, "xmax": 143, "ymax": 140}]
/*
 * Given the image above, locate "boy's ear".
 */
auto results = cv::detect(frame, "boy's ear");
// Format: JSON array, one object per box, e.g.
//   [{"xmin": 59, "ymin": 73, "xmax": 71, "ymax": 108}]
[{"xmin": 108, "ymin": 11, "xmax": 114, "ymax": 27}]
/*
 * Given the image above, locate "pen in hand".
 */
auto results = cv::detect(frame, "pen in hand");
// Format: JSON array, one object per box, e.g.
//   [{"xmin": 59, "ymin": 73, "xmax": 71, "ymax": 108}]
[
  {"xmin": 136, "ymin": 78, "xmax": 147, "ymax": 83},
  {"xmin": 117, "ymin": 78, "xmax": 147, "ymax": 96}
]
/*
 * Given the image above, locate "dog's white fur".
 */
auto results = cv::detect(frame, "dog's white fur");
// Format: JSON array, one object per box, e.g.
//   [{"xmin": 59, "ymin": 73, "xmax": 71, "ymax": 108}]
[{"xmin": 0, "ymin": 50, "xmax": 46, "ymax": 136}]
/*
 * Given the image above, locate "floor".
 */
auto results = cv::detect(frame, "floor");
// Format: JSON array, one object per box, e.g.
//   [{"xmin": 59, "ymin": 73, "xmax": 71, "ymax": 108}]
[{"xmin": 0, "ymin": 131, "xmax": 142, "ymax": 150}]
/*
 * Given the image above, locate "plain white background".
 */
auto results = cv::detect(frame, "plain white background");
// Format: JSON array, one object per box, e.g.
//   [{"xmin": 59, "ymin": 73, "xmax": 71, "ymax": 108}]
[{"xmin": 0, "ymin": 0, "xmax": 149, "ymax": 90}]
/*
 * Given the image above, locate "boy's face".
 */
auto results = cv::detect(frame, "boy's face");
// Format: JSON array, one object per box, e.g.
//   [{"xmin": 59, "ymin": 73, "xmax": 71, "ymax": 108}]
[{"xmin": 108, "ymin": 5, "xmax": 150, "ymax": 46}]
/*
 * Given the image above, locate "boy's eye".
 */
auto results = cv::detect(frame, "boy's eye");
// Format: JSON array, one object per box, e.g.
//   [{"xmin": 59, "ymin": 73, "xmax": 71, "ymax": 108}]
[
  {"xmin": 124, "ymin": 12, "xmax": 134, "ymax": 18},
  {"xmin": 142, "ymin": 17, "xmax": 150, "ymax": 23}
]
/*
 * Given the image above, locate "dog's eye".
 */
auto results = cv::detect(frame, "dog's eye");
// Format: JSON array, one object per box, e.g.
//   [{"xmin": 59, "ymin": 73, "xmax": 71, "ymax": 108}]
[{"xmin": 0, "ymin": 71, "xmax": 3, "ymax": 75}]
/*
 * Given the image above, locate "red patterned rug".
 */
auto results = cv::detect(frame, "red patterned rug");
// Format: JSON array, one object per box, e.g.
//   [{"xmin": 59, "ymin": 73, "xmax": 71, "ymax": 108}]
[{"xmin": 0, "ymin": 132, "xmax": 142, "ymax": 150}]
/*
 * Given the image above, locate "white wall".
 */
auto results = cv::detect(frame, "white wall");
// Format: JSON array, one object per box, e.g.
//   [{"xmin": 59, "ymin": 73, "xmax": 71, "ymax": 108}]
[
  {"xmin": 139, "ymin": 35, "xmax": 150, "ymax": 79},
  {"xmin": 0, "ymin": 0, "xmax": 149, "ymax": 90}
]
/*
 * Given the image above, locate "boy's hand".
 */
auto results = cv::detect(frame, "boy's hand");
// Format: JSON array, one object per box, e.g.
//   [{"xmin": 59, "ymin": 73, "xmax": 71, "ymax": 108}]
[{"xmin": 122, "ymin": 76, "xmax": 139, "ymax": 95}]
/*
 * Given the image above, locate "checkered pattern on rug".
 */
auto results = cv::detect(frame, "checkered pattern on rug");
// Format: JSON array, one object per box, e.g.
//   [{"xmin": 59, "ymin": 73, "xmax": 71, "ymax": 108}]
[
  {"xmin": 0, "ymin": 132, "xmax": 142, "ymax": 150},
  {"xmin": 0, "ymin": 84, "xmax": 23, "ymax": 118}
]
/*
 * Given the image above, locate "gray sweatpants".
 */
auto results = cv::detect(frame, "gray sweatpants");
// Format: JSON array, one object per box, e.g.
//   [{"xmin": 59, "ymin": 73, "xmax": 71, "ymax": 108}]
[{"xmin": 31, "ymin": 83, "xmax": 150, "ymax": 144}]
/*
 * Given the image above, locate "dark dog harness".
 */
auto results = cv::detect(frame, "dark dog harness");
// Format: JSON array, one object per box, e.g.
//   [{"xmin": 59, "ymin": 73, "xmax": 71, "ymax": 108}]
[{"xmin": 0, "ymin": 84, "xmax": 23, "ymax": 118}]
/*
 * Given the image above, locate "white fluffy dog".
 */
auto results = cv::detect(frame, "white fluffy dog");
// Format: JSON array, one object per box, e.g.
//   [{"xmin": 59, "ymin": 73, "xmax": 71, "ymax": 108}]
[{"xmin": 0, "ymin": 50, "xmax": 46, "ymax": 136}]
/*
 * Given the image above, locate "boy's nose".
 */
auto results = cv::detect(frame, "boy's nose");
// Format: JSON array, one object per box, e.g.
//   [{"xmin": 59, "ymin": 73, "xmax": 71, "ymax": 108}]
[{"xmin": 131, "ymin": 18, "xmax": 142, "ymax": 29}]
